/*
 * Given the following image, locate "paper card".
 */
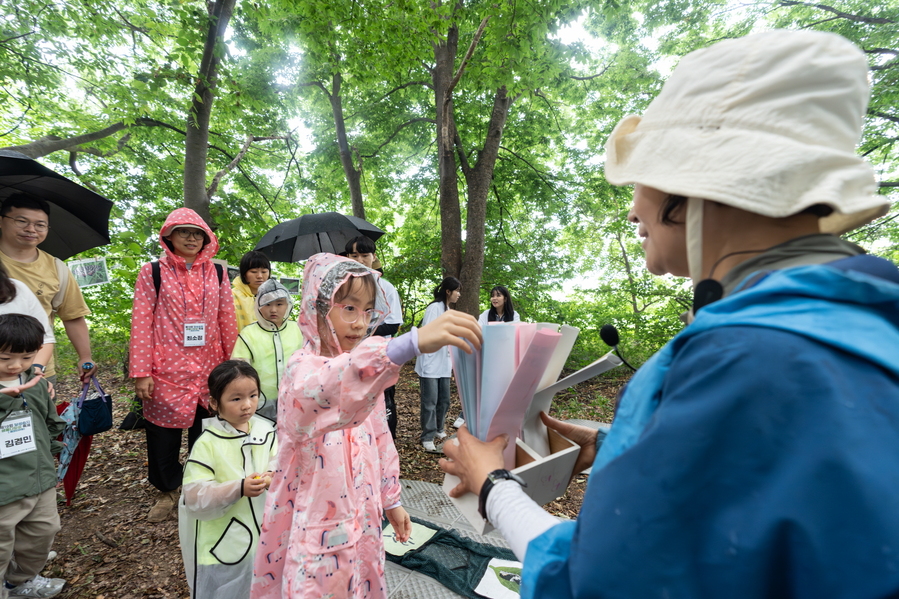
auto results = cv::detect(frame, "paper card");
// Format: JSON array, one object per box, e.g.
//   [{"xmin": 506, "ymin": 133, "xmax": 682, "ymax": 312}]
[
  {"xmin": 514, "ymin": 323, "xmax": 537, "ymax": 367},
  {"xmin": 475, "ymin": 558, "xmax": 523, "ymax": 598},
  {"xmin": 451, "ymin": 341, "xmax": 481, "ymax": 437},
  {"xmin": 69, "ymin": 257, "xmax": 109, "ymax": 288},
  {"xmin": 485, "ymin": 328, "xmax": 562, "ymax": 469},
  {"xmin": 383, "ymin": 521, "xmax": 437, "ymax": 556},
  {"xmin": 477, "ymin": 325, "xmax": 517, "ymax": 439},
  {"xmin": 521, "ymin": 351, "xmax": 623, "ymax": 456},
  {"xmin": 536, "ymin": 325, "xmax": 580, "ymax": 392}
]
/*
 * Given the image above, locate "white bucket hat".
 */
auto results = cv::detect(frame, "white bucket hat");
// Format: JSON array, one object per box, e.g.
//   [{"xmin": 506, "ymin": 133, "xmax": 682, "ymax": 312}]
[{"xmin": 605, "ymin": 30, "xmax": 887, "ymax": 282}]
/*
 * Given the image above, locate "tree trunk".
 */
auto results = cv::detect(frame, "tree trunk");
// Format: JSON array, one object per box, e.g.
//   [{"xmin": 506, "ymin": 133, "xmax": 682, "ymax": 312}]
[
  {"xmin": 329, "ymin": 72, "xmax": 366, "ymax": 219},
  {"xmin": 432, "ymin": 26, "xmax": 463, "ymax": 280},
  {"xmin": 184, "ymin": 0, "xmax": 237, "ymax": 227},
  {"xmin": 456, "ymin": 86, "xmax": 513, "ymax": 316}
]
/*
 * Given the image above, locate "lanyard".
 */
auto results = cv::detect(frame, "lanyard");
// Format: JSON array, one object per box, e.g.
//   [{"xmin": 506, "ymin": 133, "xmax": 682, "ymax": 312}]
[
  {"xmin": 170, "ymin": 262, "xmax": 208, "ymax": 317},
  {"xmin": 17, "ymin": 374, "xmax": 26, "ymax": 410}
]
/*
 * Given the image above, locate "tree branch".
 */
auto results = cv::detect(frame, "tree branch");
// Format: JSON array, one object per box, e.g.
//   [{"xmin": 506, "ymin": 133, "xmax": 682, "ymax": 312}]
[
  {"xmin": 570, "ymin": 64, "xmax": 611, "ymax": 81},
  {"xmin": 777, "ymin": 1, "xmax": 895, "ymax": 23},
  {"xmin": 498, "ymin": 145, "xmax": 555, "ymax": 190},
  {"xmin": 358, "ymin": 118, "xmax": 434, "ymax": 159},
  {"xmin": 446, "ymin": 17, "xmax": 489, "ymax": 97},
  {"xmin": 206, "ymin": 135, "xmax": 286, "ymax": 200},
  {"xmin": 870, "ymin": 110, "xmax": 899, "ymax": 124}
]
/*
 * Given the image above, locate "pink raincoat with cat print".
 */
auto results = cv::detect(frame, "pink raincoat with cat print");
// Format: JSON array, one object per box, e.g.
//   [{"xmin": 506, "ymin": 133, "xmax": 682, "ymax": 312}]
[{"xmin": 251, "ymin": 253, "xmax": 402, "ymax": 599}]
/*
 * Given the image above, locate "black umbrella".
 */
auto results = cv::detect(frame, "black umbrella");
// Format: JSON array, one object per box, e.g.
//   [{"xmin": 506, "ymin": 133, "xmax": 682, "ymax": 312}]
[
  {"xmin": 0, "ymin": 150, "xmax": 113, "ymax": 260},
  {"xmin": 254, "ymin": 212, "xmax": 384, "ymax": 262}
]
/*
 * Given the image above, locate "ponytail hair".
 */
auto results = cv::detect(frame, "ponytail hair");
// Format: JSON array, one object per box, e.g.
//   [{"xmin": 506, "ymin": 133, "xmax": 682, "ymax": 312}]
[{"xmin": 431, "ymin": 276, "xmax": 461, "ymax": 308}]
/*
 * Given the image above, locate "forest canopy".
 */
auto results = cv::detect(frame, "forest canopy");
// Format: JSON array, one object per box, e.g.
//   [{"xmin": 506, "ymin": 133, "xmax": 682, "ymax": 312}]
[{"xmin": 1, "ymin": 0, "xmax": 896, "ymax": 367}]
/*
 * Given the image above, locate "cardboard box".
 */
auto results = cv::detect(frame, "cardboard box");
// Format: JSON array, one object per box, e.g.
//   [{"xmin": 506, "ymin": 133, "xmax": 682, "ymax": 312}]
[
  {"xmin": 443, "ymin": 428, "xmax": 580, "ymax": 534},
  {"xmin": 443, "ymin": 351, "xmax": 622, "ymax": 532}
]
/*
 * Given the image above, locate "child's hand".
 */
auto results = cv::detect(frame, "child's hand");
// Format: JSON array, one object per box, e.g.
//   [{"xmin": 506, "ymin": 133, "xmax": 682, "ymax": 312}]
[
  {"xmin": 386, "ymin": 506, "xmax": 411, "ymax": 543},
  {"xmin": 0, "ymin": 371, "xmax": 43, "ymax": 396},
  {"xmin": 261, "ymin": 471, "xmax": 274, "ymax": 490},
  {"xmin": 418, "ymin": 311, "xmax": 482, "ymax": 355},
  {"xmin": 243, "ymin": 473, "xmax": 268, "ymax": 497}
]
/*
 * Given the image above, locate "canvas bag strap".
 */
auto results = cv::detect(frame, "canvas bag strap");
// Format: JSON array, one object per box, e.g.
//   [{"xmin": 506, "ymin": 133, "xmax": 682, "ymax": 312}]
[{"xmin": 51, "ymin": 258, "xmax": 69, "ymax": 315}]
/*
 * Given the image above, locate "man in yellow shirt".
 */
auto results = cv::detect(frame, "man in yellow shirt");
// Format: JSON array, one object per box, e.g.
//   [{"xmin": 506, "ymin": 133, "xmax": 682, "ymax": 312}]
[{"xmin": 0, "ymin": 193, "xmax": 95, "ymax": 383}]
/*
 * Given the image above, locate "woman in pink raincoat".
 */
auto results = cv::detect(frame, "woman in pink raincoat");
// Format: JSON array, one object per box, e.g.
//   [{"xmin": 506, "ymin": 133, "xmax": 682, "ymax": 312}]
[
  {"xmin": 252, "ymin": 253, "xmax": 481, "ymax": 599},
  {"xmin": 129, "ymin": 208, "xmax": 238, "ymax": 522}
]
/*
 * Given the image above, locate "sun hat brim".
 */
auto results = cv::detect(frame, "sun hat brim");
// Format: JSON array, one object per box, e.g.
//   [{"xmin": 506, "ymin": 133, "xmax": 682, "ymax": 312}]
[{"xmin": 605, "ymin": 114, "xmax": 887, "ymax": 235}]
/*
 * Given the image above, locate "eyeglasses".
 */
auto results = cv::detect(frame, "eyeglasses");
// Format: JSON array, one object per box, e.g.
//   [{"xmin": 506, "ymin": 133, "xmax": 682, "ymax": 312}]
[
  {"xmin": 171, "ymin": 228, "xmax": 205, "ymax": 240},
  {"xmin": 2, "ymin": 216, "xmax": 49, "ymax": 232},
  {"xmin": 331, "ymin": 303, "xmax": 385, "ymax": 324}
]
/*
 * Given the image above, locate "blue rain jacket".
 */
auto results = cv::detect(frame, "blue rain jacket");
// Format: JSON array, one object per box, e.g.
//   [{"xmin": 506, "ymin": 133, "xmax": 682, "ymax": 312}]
[{"xmin": 523, "ymin": 255, "xmax": 899, "ymax": 599}]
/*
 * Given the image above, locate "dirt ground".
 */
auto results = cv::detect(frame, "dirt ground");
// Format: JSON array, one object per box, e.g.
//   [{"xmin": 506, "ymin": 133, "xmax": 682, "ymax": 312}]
[{"xmin": 45, "ymin": 364, "xmax": 627, "ymax": 598}]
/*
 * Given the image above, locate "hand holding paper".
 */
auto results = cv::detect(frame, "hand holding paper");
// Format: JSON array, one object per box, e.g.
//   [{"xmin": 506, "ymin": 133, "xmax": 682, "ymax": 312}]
[
  {"xmin": 418, "ymin": 310, "xmax": 482, "ymax": 354},
  {"xmin": 440, "ymin": 427, "xmax": 507, "ymax": 498}
]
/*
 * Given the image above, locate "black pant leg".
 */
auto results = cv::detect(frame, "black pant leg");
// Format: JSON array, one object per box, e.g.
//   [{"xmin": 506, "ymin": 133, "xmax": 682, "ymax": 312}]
[
  {"xmin": 187, "ymin": 404, "xmax": 212, "ymax": 451},
  {"xmin": 144, "ymin": 421, "xmax": 184, "ymax": 493},
  {"xmin": 383, "ymin": 385, "xmax": 397, "ymax": 440}
]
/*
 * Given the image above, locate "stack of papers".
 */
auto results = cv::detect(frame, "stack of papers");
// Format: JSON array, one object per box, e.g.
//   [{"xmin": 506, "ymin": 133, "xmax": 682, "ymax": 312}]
[{"xmin": 451, "ymin": 322, "xmax": 570, "ymax": 469}]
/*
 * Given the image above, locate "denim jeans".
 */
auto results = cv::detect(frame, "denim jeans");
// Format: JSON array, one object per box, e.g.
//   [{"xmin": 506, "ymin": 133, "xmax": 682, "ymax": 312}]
[{"xmin": 419, "ymin": 376, "xmax": 450, "ymax": 442}]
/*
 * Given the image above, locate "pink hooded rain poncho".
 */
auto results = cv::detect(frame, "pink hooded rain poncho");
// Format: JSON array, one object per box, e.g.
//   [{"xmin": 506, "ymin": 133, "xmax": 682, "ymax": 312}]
[
  {"xmin": 252, "ymin": 253, "xmax": 403, "ymax": 599},
  {"xmin": 129, "ymin": 208, "xmax": 238, "ymax": 428}
]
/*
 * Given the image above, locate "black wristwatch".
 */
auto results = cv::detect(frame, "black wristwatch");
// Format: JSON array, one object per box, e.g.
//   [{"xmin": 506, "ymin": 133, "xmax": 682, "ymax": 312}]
[{"xmin": 478, "ymin": 469, "xmax": 527, "ymax": 520}]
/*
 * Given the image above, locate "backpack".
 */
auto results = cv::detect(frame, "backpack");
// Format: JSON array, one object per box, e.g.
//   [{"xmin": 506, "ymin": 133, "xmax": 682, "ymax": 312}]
[{"xmin": 150, "ymin": 261, "xmax": 223, "ymax": 295}]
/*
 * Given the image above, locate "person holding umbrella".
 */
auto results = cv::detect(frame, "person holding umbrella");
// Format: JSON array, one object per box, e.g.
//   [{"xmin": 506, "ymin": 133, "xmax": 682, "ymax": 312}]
[
  {"xmin": 0, "ymin": 193, "xmax": 95, "ymax": 384},
  {"xmin": 129, "ymin": 208, "xmax": 238, "ymax": 523}
]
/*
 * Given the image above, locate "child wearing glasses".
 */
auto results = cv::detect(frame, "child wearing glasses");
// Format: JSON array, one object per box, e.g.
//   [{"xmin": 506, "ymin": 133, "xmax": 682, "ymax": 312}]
[
  {"xmin": 129, "ymin": 208, "xmax": 238, "ymax": 523},
  {"xmin": 251, "ymin": 253, "xmax": 481, "ymax": 599}
]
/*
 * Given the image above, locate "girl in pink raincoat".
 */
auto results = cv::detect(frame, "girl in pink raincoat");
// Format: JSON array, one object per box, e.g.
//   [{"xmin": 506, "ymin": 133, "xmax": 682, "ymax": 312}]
[
  {"xmin": 251, "ymin": 253, "xmax": 481, "ymax": 599},
  {"xmin": 129, "ymin": 208, "xmax": 238, "ymax": 522}
]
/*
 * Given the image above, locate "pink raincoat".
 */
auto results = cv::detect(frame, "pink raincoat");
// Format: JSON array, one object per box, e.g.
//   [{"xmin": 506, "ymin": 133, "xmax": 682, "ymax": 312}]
[
  {"xmin": 129, "ymin": 208, "xmax": 238, "ymax": 428},
  {"xmin": 252, "ymin": 253, "xmax": 402, "ymax": 599}
]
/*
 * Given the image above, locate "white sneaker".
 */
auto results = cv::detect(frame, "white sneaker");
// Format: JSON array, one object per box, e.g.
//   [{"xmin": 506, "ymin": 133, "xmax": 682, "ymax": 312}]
[
  {"xmin": 453, "ymin": 416, "xmax": 465, "ymax": 428},
  {"xmin": 435, "ymin": 430, "xmax": 447, "ymax": 440},
  {"xmin": 422, "ymin": 441, "xmax": 442, "ymax": 454},
  {"xmin": 7, "ymin": 575, "xmax": 66, "ymax": 598}
]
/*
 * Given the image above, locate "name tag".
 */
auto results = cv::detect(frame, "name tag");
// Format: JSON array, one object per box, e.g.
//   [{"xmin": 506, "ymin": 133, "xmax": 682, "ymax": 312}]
[
  {"xmin": 0, "ymin": 410, "xmax": 37, "ymax": 459},
  {"xmin": 184, "ymin": 321, "xmax": 207, "ymax": 347}
]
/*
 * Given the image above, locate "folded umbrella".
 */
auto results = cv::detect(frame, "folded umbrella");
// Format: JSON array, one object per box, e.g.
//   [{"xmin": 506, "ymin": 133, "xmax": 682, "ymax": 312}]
[
  {"xmin": 254, "ymin": 212, "xmax": 384, "ymax": 263},
  {"xmin": 0, "ymin": 150, "xmax": 112, "ymax": 260}
]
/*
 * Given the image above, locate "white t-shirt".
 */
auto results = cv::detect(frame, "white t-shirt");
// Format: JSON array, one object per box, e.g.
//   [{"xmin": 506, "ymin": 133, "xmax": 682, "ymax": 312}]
[
  {"xmin": 0, "ymin": 280, "xmax": 56, "ymax": 346},
  {"xmin": 379, "ymin": 277, "xmax": 403, "ymax": 326},
  {"xmin": 414, "ymin": 302, "xmax": 452, "ymax": 378}
]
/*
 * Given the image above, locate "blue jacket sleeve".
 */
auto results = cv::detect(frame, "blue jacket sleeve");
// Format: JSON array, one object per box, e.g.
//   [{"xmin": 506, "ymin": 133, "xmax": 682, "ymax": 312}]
[{"xmin": 524, "ymin": 326, "xmax": 899, "ymax": 599}]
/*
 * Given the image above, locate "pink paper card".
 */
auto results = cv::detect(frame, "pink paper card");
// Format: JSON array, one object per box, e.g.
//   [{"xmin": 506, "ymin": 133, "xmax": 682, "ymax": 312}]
[
  {"xmin": 485, "ymin": 328, "xmax": 562, "ymax": 469},
  {"xmin": 514, "ymin": 323, "xmax": 537, "ymax": 367}
]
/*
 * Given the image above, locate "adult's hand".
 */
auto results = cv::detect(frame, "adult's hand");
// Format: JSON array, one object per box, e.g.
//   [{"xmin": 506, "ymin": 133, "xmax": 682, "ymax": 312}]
[
  {"xmin": 78, "ymin": 359, "xmax": 97, "ymax": 383},
  {"xmin": 540, "ymin": 412, "xmax": 599, "ymax": 481},
  {"xmin": 439, "ymin": 425, "xmax": 506, "ymax": 498},
  {"xmin": 135, "ymin": 376, "xmax": 154, "ymax": 401},
  {"xmin": 417, "ymin": 310, "xmax": 483, "ymax": 355}
]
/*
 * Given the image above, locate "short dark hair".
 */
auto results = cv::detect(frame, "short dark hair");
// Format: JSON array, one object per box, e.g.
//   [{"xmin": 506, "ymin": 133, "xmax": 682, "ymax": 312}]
[
  {"xmin": 207, "ymin": 360, "xmax": 261, "ymax": 411},
  {"xmin": 0, "ymin": 193, "xmax": 51, "ymax": 219},
  {"xmin": 239, "ymin": 251, "xmax": 271, "ymax": 284},
  {"xmin": 345, "ymin": 235, "xmax": 376, "ymax": 255},
  {"xmin": 0, "ymin": 314, "xmax": 44, "ymax": 353}
]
